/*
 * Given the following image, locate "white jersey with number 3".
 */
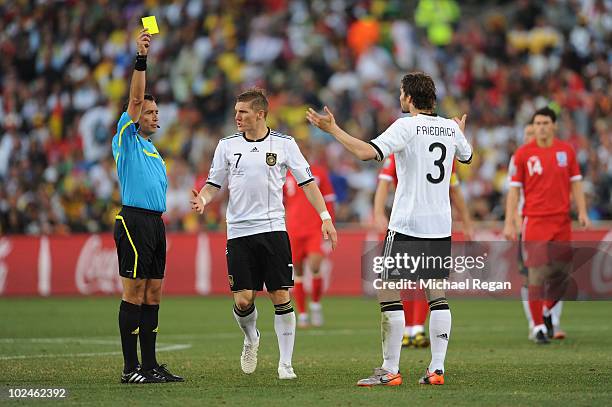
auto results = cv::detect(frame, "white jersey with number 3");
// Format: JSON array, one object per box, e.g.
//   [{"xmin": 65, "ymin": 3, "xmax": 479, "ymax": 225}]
[
  {"xmin": 369, "ymin": 113, "xmax": 472, "ymax": 238},
  {"xmin": 206, "ymin": 129, "xmax": 314, "ymax": 239}
]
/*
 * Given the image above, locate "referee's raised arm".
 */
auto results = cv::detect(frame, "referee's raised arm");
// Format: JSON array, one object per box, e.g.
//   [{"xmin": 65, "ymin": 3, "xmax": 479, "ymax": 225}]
[{"xmin": 126, "ymin": 28, "xmax": 151, "ymax": 122}]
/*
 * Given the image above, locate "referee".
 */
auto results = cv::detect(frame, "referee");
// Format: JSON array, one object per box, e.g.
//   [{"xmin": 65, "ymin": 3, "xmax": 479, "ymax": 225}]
[{"xmin": 112, "ymin": 28, "xmax": 183, "ymax": 384}]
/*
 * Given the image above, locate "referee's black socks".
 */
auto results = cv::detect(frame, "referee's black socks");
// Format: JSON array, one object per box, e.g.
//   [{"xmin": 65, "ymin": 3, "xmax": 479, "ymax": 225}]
[
  {"xmin": 118, "ymin": 300, "xmax": 141, "ymax": 373},
  {"xmin": 140, "ymin": 303, "xmax": 160, "ymax": 371}
]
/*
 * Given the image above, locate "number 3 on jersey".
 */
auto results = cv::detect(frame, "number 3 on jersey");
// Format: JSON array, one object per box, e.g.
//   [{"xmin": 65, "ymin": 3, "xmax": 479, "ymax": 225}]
[{"xmin": 426, "ymin": 142, "xmax": 446, "ymax": 184}]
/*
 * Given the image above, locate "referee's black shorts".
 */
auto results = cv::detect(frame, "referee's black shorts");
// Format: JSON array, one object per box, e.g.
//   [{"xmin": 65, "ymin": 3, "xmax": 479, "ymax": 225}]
[
  {"xmin": 226, "ymin": 231, "xmax": 294, "ymax": 292},
  {"xmin": 382, "ymin": 230, "xmax": 451, "ymax": 280},
  {"xmin": 114, "ymin": 205, "xmax": 166, "ymax": 280}
]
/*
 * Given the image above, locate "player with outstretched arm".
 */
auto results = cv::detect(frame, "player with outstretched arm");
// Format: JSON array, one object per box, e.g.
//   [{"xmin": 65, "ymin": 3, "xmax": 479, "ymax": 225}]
[{"xmin": 307, "ymin": 72, "xmax": 472, "ymax": 386}]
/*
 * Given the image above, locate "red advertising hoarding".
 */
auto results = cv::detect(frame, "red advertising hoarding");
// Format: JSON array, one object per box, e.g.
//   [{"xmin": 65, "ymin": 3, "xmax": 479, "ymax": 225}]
[{"xmin": 0, "ymin": 229, "xmax": 610, "ymax": 297}]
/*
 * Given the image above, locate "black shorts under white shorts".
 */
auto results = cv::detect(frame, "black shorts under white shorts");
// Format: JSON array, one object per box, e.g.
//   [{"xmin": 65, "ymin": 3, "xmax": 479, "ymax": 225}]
[
  {"xmin": 114, "ymin": 205, "xmax": 166, "ymax": 280},
  {"xmin": 226, "ymin": 231, "xmax": 294, "ymax": 292},
  {"xmin": 382, "ymin": 230, "xmax": 451, "ymax": 280}
]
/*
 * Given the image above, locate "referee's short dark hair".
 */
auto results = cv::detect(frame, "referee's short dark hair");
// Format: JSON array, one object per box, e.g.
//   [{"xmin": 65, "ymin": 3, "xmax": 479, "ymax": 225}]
[
  {"xmin": 532, "ymin": 106, "xmax": 557, "ymax": 123},
  {"xmin": 401, "ymin": 72, "xmax": 436, "ymax": 111},
  {"xmin": 236, "ymin": 88, "xmax": 269, "ymax": 118},
  {"xmin": 122, "ymin": 94, "xmax": 156, "ymax": 115}
]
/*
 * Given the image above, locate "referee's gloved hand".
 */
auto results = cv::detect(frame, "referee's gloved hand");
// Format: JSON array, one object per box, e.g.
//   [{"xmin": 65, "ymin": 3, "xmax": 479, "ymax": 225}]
[
  {"xmin": 190, "ymin": 189, "xmax": 206, "ymax": 215},
  {"xmin": 322, "ymin": 219, "xmax": 338, "ymax": 250}
]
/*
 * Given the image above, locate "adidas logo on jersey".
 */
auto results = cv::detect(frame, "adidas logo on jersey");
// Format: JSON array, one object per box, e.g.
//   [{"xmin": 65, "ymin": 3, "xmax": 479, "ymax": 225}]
[{"xmin": 251, "ymin": 147, "xmax": 259, "ymax": 152}]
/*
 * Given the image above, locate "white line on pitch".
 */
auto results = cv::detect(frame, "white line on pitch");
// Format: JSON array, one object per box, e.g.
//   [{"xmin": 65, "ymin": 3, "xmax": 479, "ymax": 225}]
[
  {"xmin": 0, "ymin": 329, "xmax": 372, "ymax": 344},
  {"xmin": 0, "ymin": 343, "xmax": 191, "ymax": 360}
]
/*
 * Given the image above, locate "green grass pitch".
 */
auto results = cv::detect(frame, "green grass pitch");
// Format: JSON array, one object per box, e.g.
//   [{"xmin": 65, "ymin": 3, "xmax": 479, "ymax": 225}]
[{"xmin": 1, "ymin": 297, "xmax": 611, "ymax": 406}]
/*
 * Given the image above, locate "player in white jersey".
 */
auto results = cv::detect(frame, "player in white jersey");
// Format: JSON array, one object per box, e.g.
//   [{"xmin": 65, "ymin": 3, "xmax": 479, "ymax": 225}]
[
  {"xmin": 307, "ymin": 72, "xmax": 472, "ymax": 386},
  {"xmin": 191, "ymin": 88, "xmax": 338, "ymax": 380}
]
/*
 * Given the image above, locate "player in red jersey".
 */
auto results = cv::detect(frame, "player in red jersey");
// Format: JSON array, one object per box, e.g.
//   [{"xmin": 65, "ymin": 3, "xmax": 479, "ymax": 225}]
[
  {"xmin": 374, "ymin": 154, "xmax": 473, "ymax": 348},
  {"xmin": 504, "ymin": 106, "xmax": 591, "ymax": 344},
  {"xmin": 509, "ymin": 123, "xmax": 566, "ymax": 341},
  {"xmin": 285, "ymin": 142, "xmax": 336, "ymax": 328}
]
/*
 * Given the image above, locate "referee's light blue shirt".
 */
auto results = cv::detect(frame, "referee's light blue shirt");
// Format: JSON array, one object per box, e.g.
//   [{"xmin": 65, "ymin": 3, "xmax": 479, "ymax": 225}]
[{"xmin": 112, "ymin": 112, "xmax": 167, "ymax": 213}]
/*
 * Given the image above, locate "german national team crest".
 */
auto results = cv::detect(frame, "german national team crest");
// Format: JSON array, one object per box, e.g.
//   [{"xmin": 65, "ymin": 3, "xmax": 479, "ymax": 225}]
[
  {"xmin": 228, "ymin": 275, "xmax": 234, "ymax": 288},
  {"xmin": 556, "ymin": 151, "xmax": 568, "ymax": 167},
  {"xmin": 266, "ymin": 152, "xmax": 277, "ymax": 166}
]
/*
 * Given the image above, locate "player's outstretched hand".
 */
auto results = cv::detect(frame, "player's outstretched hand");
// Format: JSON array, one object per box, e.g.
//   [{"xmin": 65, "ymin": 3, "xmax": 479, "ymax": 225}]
[
  {"xmin": 502, "ymin": 221, "xmax": 516, "ymax": 241},
  {"xmin": 453, "ymin": 114, "xmax": 467, "ymax": 133},
  {"xmin": 578, "ymin": 212, "xmax": 591, "ymax": 229},
  {"xmin": 190, "ymin": 189, "xmax": 206, "ymax": 215},
  {"xmin": 306, "ymin": 106, "xmax": 336, "ymax": 134},
  {"xmin": 321, "ymin": 219, "xmax": 338, "ymax": 250},
  {"xmin": 137, "ymin": 28, "xmax": 151, "ymax": 56}
]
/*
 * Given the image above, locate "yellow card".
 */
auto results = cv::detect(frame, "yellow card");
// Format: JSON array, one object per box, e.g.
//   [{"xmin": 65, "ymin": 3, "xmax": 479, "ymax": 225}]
[{"xmin": 141, "ymin": 16, "xmax": 159, "ymax": 34}]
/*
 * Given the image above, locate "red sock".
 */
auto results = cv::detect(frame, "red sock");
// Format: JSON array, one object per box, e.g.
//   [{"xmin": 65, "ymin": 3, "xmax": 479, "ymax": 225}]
[
  {"xmin": 402, "ymin": 301, "xmax": 414, "ymax": 326},
  {"xmin": 544, "ymin": 300, "xmax": 557, "ymax": 312},
  {"xmin": 528, "ymin": 285, "xmax": 544, "ymax": 326},
  {"xmin": 293, "ymin": 281, "xmax": 306, "ymax": 314},
  {"xmin": 311, "ymin": 275, "xmax": 322, "ymax": 303},
  {"xmin": 413, "ymin": 300, "xmax": 429, "ymax": 326}
]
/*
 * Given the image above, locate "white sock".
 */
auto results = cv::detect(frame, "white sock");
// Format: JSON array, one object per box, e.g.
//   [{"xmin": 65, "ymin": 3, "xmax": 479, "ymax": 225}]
[
  {"xmin": 380, "ymin": 310, "xmax": 404, "ymax": 374},
  {"xmin": 274, "ymin": 306, "xmax": 296, "ymax": 366},
  {"xmin": 429, "ymin": 309, "xmax": 451, "ymax": 373},
  {"xmin": 521, "ymin": 286, "xmax": 533, "ymax": 328},
  {"xmin": 233, "ymin": 304, "xmax": 259, "ymax": 345},
  {"xmin": 551, "ymin": 301, "xmax": 563, "ymax": 327},
  {"xmin": 413, "ymin": 324, "xmax": 425, "ymax": 335},
  {"xmin": 404, "ymin": 325, "xmax": 413, "ymax": 336},
  {"xmin": 309, "ymin": 301, "xmax": 321, "ymax": 311},
  {"xmin": 533, "ymin": 323, "xmax": 546, "ymax": 335}
]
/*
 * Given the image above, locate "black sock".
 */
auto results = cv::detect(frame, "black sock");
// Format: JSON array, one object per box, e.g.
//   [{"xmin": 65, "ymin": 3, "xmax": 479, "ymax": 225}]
[
  {"xmin": 119, "ymin": 300, "xmax": 141, "ymax": 373},
  {"xmin": 380, "ymin": 300, "xmax": 403, "ymax": 312},
  {"xmin": 428, "ymin": 297, "xmax": 450, "ymax": 311},
  {"xmin": 274, "ymin": 301, "xmax": 294, "ymax": 315},
  {"xmin": 139, "ymin": 303, "xmax": 160, "ymax": 371}
]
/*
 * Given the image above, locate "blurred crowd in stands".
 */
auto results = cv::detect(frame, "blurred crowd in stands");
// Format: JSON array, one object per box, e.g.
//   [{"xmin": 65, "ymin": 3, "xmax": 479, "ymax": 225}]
[{"xmin": 0, "ymin": 0, "xmax": 610, "ymax": 235}]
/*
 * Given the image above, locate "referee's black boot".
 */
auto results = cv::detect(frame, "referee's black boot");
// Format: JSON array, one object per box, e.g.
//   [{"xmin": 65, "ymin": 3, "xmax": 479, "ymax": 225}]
[
  {"xmin": 121, "ymin": 367, "xmax": 166, "ymax": 384},
  {"xmin": 151, "ymin": 364, "xmax": 184, "ymax": 382}
]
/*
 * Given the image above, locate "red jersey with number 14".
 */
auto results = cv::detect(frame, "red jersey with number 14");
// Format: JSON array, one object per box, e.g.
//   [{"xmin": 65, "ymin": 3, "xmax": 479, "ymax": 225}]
[
  {"xmin": 285, "ymin": 164, "xmax": 335, "ymax": 237},
  {"xmin": 509, "ymin": 139, "xmax": 581, "ymax": 217}
]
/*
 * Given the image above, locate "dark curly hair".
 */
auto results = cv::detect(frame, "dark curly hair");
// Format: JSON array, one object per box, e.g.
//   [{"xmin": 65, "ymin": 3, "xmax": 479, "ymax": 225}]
[{"xmin": 401, "ymin": 72, "xmax": 436, "ymax": 111}]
